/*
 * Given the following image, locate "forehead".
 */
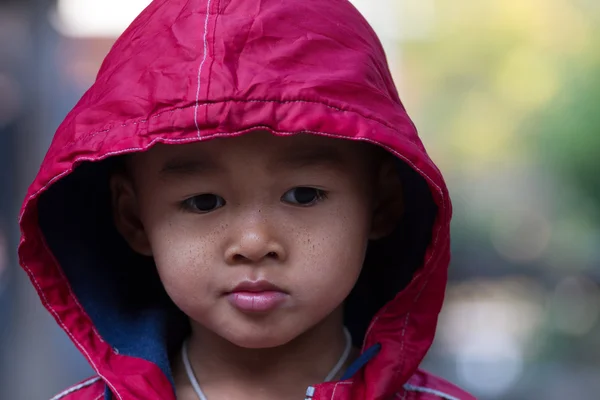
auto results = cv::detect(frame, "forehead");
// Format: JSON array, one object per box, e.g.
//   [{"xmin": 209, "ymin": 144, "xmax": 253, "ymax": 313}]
[{"xmin": 132, "ymin": 131, "xmax": 376, "ymax": 175}]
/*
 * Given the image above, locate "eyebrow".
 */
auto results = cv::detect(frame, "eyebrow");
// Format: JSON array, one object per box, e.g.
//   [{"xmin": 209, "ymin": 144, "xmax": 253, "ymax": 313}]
[
  {"xmin": 159, "ymin": 157, "xmax": 222, "ymax": 177},
  {"xmin": 270, "ymin": 146, "xmax": 348, "ymax": 170}
]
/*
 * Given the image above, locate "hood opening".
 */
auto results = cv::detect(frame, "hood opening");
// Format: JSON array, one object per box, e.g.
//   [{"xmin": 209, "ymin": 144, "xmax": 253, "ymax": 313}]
[
  {"xmin": 37, "ymin": 143, "xmax": 437, "ymax": 383},
  {"xmin": 38, "ymin": 159, "xmax": 189, "ymax": 385},
  {"xmin": 345, "ymin": 158, "xmax": 437, "ymax": 347}
]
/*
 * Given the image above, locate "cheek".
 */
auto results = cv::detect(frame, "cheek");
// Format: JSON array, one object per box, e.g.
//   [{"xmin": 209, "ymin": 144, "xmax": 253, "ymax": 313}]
[
  {"xmin": 143, "ymin": 213, "xmax": 223, "ymax": 308},
  {"xmin": 293, "ymin": 200, "xmax": 371, "ymax": 302}
]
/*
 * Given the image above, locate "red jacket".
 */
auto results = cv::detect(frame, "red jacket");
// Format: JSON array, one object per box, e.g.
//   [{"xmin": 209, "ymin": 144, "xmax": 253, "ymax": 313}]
[{"xmin": 19, "ymin": 0, "xmax": 475, "ymax": 399}]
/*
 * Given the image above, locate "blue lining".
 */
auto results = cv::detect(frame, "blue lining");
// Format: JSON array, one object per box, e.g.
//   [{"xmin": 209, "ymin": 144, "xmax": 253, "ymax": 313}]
[
  {"xmin": 38, "ymin": 162, "xmax": 188, "ymax": 400},
  {"xmin": 341, "ymin": 343, "xmax": 381, "ymax": 381}
]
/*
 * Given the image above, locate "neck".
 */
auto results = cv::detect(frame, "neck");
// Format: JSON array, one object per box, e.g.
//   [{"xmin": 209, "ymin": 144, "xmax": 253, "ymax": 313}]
[{"xmin": 175, "ymin": 308, "xmax": 356, "ymax": 399}]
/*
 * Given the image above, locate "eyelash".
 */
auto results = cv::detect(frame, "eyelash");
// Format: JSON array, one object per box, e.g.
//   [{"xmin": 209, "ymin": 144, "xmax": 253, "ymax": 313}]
[
  {"xmin": 179, "ymin": 187, "xmax": 329, "ymax": 213},
  {"xmin": 179, "ymin": 194, "xmax": 225, "ymax": 213},
  {"xmin": 282, "ymin": 187, "xmax": 328, "ymax": 207}
]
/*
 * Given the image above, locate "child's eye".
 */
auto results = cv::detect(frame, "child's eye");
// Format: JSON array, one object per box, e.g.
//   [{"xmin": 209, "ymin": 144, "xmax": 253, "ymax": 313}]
[
  {"xmin": 281, "ymin": 187, "xmax": 327, "ymax": 206},
  {"xmin": 182, "ymin": 194, "xmax": 226, "ymax": 213}
]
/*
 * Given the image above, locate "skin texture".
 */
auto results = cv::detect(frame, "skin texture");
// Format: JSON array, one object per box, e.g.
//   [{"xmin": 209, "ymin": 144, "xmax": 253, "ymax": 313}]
[{"xmin": 110, "ymin": 131, "xmax": 402, "ymax": 399}]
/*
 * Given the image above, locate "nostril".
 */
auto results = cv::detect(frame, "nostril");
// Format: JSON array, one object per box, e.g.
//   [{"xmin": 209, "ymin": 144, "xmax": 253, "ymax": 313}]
[
  {"xmin": 228, "ymin": 251, "xmax": 280, "ymax": 264},
  {"xmin": 232, "ymin": 254, "xmax": 246, "ymax": 263}
]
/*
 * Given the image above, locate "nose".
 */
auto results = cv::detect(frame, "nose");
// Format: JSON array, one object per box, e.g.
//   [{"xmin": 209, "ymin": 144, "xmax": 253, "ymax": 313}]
[{"xmin": 224, "ymin": 216, "xmax": 286, "ymax": 265}]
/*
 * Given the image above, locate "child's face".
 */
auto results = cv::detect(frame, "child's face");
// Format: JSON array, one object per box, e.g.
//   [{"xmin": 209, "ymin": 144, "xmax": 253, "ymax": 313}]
[{"xmin": 112, "ymin": 132, "xmax": 392, "ymax": 348}]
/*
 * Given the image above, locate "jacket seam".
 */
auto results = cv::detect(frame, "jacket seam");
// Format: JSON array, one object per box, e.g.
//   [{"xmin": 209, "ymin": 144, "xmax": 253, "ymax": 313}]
[
  {"xmin": 203, "ymin": 0, "xmax": 221, "ymax": 125},
  {"xmin": 60, "ymin": 97, "xmax": 404, "ymax": 150},
  {"xmin": 359, "ymin": 139, "xmax": 445, "ymax": 374},
  {"xmin": 401, "ymin": 384, "xmax": 462, "ymax": 400},
  {"xmin": 49, "ymin": 377, "xmax": 101, "ymax": 400},
  {"xmin": 38, "ymin": 231, "xmax": 105, "ymax": 345},
  {"xmin": 19, "ymin": 227, "xmax": 124, "ymax": 400},
  {"xmin": 193, "ymin": 0, "xmax": 214, "ymax": 137},
  {"xmin": 329, "ymin": 381, "xmax": 353, "ymax": 400}
]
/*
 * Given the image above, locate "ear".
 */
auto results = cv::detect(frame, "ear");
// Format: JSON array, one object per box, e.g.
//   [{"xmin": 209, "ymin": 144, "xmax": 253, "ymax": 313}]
[
  {"xmin": 110, "ymin": 173, "xmax": 153, "ymax": 256},
  {"xmin": 370, "ymin": 157, "xmax": 404, "ymax": 240}
]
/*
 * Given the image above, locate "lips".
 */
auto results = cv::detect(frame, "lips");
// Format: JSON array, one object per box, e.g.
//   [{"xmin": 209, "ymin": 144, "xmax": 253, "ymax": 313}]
[{"xmin": 226, "ymin": 280, "xmax": 288, "ymax": 313}]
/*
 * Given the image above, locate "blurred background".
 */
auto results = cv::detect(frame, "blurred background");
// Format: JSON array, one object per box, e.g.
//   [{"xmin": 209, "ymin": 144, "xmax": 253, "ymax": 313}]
[{"xmin": 1, "ymin": 0, "xmax": 599, "ymax": 399}]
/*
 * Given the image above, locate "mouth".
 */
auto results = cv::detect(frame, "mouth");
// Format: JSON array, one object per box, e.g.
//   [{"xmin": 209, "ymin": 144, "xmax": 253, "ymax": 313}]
[
  {"xmin": 228, "ymin": 280, "xmax": 287, "ymax": 294},
  {"xmin": 225, "ymin": 280, "xmax": 289, "ymax": 313}
]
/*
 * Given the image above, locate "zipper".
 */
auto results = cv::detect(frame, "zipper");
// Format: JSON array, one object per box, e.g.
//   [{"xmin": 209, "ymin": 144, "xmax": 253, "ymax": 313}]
[{"xmin": 305, "ymin": 386, "xmax": 316, "ymax": 399}]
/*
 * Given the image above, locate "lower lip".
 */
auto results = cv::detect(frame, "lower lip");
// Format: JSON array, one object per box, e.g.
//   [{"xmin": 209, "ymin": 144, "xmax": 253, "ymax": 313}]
[{"xmin": 227, "ymin": 291, "xmax": 287, "ymax": 313}]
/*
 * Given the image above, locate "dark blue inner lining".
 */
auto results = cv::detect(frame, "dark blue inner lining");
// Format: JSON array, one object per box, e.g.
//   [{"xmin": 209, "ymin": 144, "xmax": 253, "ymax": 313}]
[
  {"xmin": 38, "ymin": 155, "xmax": 436, "ymax": 397},
  {"xmin": 39, "ymin": 161, "xmax": 189, "ymax": 389}
]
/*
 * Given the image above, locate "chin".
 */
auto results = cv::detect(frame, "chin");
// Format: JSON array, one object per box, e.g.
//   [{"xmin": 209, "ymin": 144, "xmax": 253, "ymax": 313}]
[{"xmin": 222, "ymin": 326, "xmax": 298, "ymax": 349}]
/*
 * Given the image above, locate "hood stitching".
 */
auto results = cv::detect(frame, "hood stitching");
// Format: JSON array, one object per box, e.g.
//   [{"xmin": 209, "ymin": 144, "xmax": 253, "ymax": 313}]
[
  {"xmin": 58, "ymin": 97, "xmax": 405, "ymax": 151},
  {"xmin": 49, "ymin": 376, "xmax": 101, "ymax": 400},
  {"xmin": 19, "ymin": 170, "xmax": 71, "ymax": 222},
  {"xmin": 400, "ymin": 384, "xmax": 462, "ymax": 400},
  {"xmin": 204, "ymin": 0, "xmax": 221, "ymax": 119},
  {"xmin": 194, "ymin": 0, "xmax": 213, "ymax": 137},
  {"xmin": 359, "ymin": 141, "xmax": 444, "ymax": 349},
  {"xmin": 330, "ymin": 381, "xmax": 353, "ymax": 400},
  {"xmin": 39, "ymin": 233, "xmax": 106, "ymax": 345},
  {"xmin": 22, "ymin": 125, "xmax": 445, "ymax": 399},
  {"xmin": 21, "ymin": 239, "xmax": 123, "ymax": 400},
  {"xmin": 356, "ymin": 141, "xmax": 445, "ymax": 392}
]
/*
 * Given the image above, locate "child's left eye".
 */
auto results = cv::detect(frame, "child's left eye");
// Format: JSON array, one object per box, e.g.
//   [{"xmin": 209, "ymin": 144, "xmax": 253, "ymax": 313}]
[{"xmin": 281, "ymin": 187, "xmax": 327, "ymax": 206}]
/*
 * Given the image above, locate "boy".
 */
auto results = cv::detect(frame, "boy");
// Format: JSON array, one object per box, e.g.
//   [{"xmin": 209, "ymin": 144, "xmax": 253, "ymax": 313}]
[{"xmin": 19, "ymin": 0, "xmax": 475, "ymax": 399}]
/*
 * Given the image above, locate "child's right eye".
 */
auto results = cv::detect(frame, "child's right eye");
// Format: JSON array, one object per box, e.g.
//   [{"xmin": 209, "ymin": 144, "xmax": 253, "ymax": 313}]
[{"xmin": 182, "ymin": 194, "xmax": 226, "ymax": 213}]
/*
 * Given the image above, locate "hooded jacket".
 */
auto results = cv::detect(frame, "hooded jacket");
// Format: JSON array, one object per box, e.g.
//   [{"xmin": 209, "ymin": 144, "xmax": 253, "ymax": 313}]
[{"xmin": 18, "ymin": 0, "xmax": 475, "ymax": 399}]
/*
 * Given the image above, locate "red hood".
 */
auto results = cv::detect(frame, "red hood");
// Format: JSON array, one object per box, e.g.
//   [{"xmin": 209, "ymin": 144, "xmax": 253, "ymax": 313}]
[{"xmin": 19, "ymin": 0, "xmax": 453, "ymax": 399}]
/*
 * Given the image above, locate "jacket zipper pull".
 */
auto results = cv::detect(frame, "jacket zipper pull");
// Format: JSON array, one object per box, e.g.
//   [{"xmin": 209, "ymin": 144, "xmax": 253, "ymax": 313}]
[{"xmin": 305, "ymin": 386, "xmax": 316, "ymax": 399}]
